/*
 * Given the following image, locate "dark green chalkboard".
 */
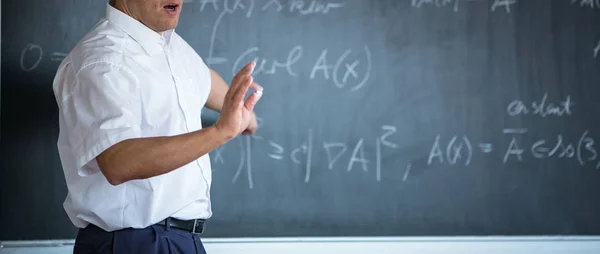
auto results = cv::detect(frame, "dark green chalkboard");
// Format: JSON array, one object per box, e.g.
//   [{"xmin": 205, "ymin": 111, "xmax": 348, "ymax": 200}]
[{"xmin": 2, "ymin": 0, "xmax": 600, "ymax": 240}]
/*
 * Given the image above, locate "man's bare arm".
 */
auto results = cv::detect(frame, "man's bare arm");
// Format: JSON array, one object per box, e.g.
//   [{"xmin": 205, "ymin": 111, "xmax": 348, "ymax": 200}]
[
  {"xmin": 96, "ymin": 62, "xmax": 261, "ymax": 186},
  {"xmin": 97, "ymin": 126, "xmax": 229, "ymax": 185},
  {"xmin": 205, "ymin": 68, "xmax": 229, "ymax": 112}
]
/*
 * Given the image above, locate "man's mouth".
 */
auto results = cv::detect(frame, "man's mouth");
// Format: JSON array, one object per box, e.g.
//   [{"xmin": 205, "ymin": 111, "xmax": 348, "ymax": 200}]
[{"xmin": 164, "ymin": 4, "xmax": 179, "ymax": 13}]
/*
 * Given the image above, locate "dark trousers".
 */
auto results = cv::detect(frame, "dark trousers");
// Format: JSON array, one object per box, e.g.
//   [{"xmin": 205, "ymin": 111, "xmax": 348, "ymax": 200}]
[{"xmin": 73, "ymin": 219, "xmax": 207, "ymax": 254}]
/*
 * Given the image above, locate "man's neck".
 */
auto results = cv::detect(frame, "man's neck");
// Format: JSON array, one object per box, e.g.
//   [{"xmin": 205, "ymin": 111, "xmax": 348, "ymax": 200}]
[{"xmin": 111, "ymin": 0, "xmax": 163, "ymax": 36}]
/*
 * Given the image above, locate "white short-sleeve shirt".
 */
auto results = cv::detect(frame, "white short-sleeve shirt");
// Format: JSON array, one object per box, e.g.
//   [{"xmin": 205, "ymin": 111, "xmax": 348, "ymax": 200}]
[{"xmin": 53, "ymin": 3, "xmax": 213, "ymax": 232}]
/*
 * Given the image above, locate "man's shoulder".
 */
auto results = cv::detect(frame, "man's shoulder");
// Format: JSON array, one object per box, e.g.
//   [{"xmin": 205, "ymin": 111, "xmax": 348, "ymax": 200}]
[
  {"xmin": 66, "ymin": 19, "xmax": 132, "ymax": 71},
  {"xmin": 53, "ymin": 19, "xmax": 137, "ymax": 100}
]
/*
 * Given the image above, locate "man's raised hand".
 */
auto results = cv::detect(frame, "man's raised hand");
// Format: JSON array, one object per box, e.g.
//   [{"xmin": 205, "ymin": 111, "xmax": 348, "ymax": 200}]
[{"xmin": 214, "ymin": 61, "xmax": 263, "ymax": 140}]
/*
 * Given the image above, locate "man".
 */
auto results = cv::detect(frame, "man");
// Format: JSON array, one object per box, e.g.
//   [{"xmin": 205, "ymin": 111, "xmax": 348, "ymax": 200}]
[{"xmin": 52, "ymin": 0, "xmax": 263, "ymax": 252}]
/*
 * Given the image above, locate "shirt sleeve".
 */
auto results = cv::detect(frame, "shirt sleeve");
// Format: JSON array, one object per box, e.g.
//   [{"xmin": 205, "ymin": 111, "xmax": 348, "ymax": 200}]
[{"xmin": 58, "ymin": 62, "xmax": 142, "ymax": 177}]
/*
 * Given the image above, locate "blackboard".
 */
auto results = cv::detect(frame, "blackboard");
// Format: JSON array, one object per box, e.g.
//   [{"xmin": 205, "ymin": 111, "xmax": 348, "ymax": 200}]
[{"xmin": 2, "ymin": 0, "xmax": 600, "ymax": 241}]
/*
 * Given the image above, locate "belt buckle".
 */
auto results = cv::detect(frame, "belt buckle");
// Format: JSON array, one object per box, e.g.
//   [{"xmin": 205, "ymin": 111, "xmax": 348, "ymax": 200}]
[{"xmin": 191, "ymin": 219, "xmax": 204, "ymax": 234}]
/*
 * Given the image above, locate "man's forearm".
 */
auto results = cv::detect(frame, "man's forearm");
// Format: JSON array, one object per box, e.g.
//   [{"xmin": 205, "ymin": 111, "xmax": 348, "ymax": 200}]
[
  {"xmin": 97, "ymin": 126, "xmax": 231, "ymax": 185},
  {"xmin": 205, "ymin": 68, "xmax": 229, "ymax": 112}
]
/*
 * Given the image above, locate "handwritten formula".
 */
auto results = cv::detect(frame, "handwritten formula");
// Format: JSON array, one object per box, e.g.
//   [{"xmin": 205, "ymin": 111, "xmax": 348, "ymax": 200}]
[
  {"xmin": 210, "ymin": 91, "xmax": 599, "ymax": 190},
  {"xmin": 571, "ymin": 0, "xmax": 600, "ymax": 9},
  {"xmin": 428, "ymin": 93, "xmax": 597, "ymax": 167},
  {"xmin": 12, "ymin": 0, "xmax": 600, "ymax": 191},
  {"xmin": 211, "ymin": 125, "xmax": 399, "ymax": 189},
  {"xmin": 411, "ymin": 0, "xmax": 518, "ymax": 13},
  {"xmin": 428, "ymin": 130, "xmax": 599, "ymax": 167}
]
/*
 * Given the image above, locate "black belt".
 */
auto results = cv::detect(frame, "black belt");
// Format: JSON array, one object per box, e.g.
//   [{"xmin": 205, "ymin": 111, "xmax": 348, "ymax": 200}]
[{"xmin": 155, "ymin": 217, "xmax": 205, "ymax": 234}]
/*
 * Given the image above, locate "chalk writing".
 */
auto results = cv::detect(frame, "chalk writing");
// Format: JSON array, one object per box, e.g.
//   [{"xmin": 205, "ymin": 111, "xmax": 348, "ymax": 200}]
[
  {"xmin": 503, "ymin": 128, "xmax": 528, "ymax": 134},
  {"xmin": 260, "ymin": 0, "xmax": 346, "ymax": 15},
  {"xmin": 261, "ymin": 0, "xmax": 283, "ymax": 12},
  {"xmin": 503, "ymin": 136, "xmax": 524, "ymax": 163},
  {"xmin": 411, "ymin": 0, "xmax": 464, "ymax": 12},
  {"xmin": 333, "ymin": 46, "xmax": 372, "ymax": 91},
  {"xmin": 227, "ymin": 45, "xmax": 372, "ymax": 91},
  {"xmin": 232, "ymin": 46, "xmax": 303, "ymax": 77},
  {"xmin": 376, "ymin": 125, "xmax": 398, "ymax": 181},
  {"xmin": 50, "ymin": 52, "xmax": 67, "ymax": 62},
  {"xmin": 506, "ymin": 93, "xmax": 574, "ymax": 117},
  {"xmin": 288, "ymin": 0, "xmax": 345, "ymax": 15},
  {"xmin": 200, "ymin": 0, "xmax": 366, "ymax": 91},
  {"xmin": 245, "ymin": 136, "xmax": 254, "ymax": 188},
  {"xmin": 213, "ymin": 124, "xmax": 400, "ymax": 188},
  {"xmin": 203, "ymin": 0, "xmax": 344, "ymax": 67},
  {"xmin": 503, "ymin": 131, "xmax": 587, "ymax": 164},
  {"xmin": 290, "ymin": 129, "xmax": 314, "ymax": 183},
  {"xmin": 20, "ymin": 44, "xmax": 43, "ymax": 72},
  {"xmin": 402, "ymin": 163, "xmax": 412, "ymax": 182},
  {"xmin": 571, "ymin": 0, "xmax": 600, "ymax": 9},
  {"xmin": 347, "ymin": 138, "xmax": 368, "ymax": 172},
  {"xmin": 594, "ymin": 40, "xmax": 600, "ymax": 59},
  {"xmin": 577, "ymin": 131, "xmax": 598, "ymax": 167},
  {"xmin": 479, "ymin": 143, "xmax": 493, "ymax": 153},
  {"xmin": 310, "ymin": 46, "xmax": 372, "ymax": 91},
  {"xmin": 411, "ymin": 0, "xmax": 517, "ymax": 13},
  {"xmin": 230, "ymin": 137, "xmax": 249, "ymax": 188},
  {"xmin": 199, "ymin": 0, "xmax": 219, "ymax": 12},
  {"xmin": 490, "ymin": 0, "xmax": 517, "ymax": 13},
  {"xmin": 214, "ymin": 146, "xmax": 226, "ymax": 164},
  {"xmin": 427, "ymin": 130, "xmax": 600, "ymax": 168},
  {"xmin": 380, "ymin": 126, "xmax": 399, "ymax": 149},
  {"xmin": 206, "ymin": 0, "xmax": 253, "ymax": 68},
  {"xmin": 376, "ymin": 138, "xmax": 382, "ymax": 182},
  {"xmin": 18, "ymin": 44, "xmax": 68, "ymax": 72},
  {"xmin": 324, "ymin": 143, "xmax": 347, "ymax": 170},
  {"xmin": 428, "ymin": 134, "xmax": 473, "ymax": 166},
  {"xmin": 200, "ymin": 0, "xmax": 346, "ymax": 16},
  {"xmin": 268, "ymin": 141, "xmax": 285, "ymax": 160}
]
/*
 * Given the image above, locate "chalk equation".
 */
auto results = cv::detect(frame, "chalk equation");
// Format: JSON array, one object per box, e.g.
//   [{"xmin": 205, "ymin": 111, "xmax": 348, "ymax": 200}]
[
  {"xmin": 199, "ymin": 0, "xmax": 364, "ymax": 91},
  {"xmin": 19, "ymin": 43, "xmax": 66, "ymax": 72},
  {"xmin": 202, "ymin": 0, "xmax": 344, "ymax": 67},
  {"xmin": 226, "ymin": 45, "xmax": 372, "ymax": 92},
  {"xmin": 197, "ymin": 0, "xmax": 345, "ymax": 16},
  {"xmin": 199, "ymin": 0, "xmax": 369, "ymax": 91},
  {"xmin": 18, "ymin": 42, "xmax": 371, "ymax": 91},
  {"xmin": 571, "ymin": 0, "xmax": 600, "ymax": 9},
  {"xmin": 411, "ymin": 0, "xmax": 518, "ymax": 13},
  {"xmin": 211, "ymin": 125, "xmax": 399, "ymax": 189},
  {"xmin": 215, "ymin": 125, "xmax": 600, "ymax": 190},
  {"xmin": 427, "ymin": 129, "xmax": 600, "ymax": 168},
  {"xmin": 594, "ymin": 40, "xmax": 600, "ymax": 59}
]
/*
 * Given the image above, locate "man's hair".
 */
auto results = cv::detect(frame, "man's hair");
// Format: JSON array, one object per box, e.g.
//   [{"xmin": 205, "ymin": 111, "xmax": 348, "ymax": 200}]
[{"xmin": 110, "ymin": 0, "xmax": 116, "ymax": 5}]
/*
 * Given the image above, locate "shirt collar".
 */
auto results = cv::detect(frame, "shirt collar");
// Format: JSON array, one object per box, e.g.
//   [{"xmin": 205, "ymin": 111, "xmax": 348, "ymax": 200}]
[{"xmin": 105, "ymin": 3, "xmax": 174, "ymax": 56}]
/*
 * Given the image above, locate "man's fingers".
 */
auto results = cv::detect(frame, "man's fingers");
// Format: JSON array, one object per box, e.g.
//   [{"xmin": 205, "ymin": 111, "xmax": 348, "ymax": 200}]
[
  {"xmin": 229, "ymin": 63, "xmax": 256, "ymax": 102},
  {"xmin": 231, "ymin": 61, "xmax": 255, "ymax": 90},
  {"xmin": 225, "ymin": 61, "xmax": 259, "ymax": 112},
  {"xmin": 244, "ymin": 84, "xmax": 263, "ymax": 111},
  {"xmin": 237, "ymin": 73, "xmax": 261, "ymax": 97},
  {"xmin": 242, "ymin": 118, "xmax": 257, "ymax": 135},
  {"xmin": 231, "ymin": 61, "xmax": 253, "ymax": 86},
  {"xmin": 249, "ymin": 82, "xmax": 263, "ymax": 93},
  {"xmin": 231, "ymin": 75, "xmax": 254, "ymax": 106}
]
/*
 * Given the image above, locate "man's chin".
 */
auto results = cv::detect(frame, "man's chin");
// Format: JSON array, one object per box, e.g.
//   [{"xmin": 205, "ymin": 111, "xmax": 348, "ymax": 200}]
[{"xmin": 158, "ymin": 22, "xmax": 178, "ymax": 32}]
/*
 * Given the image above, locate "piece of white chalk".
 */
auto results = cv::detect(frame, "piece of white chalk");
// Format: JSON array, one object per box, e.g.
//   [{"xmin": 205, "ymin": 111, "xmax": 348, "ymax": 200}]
[{"xmin": 255, "ymin": 89, "xmax": 263, "ymax": 95}]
